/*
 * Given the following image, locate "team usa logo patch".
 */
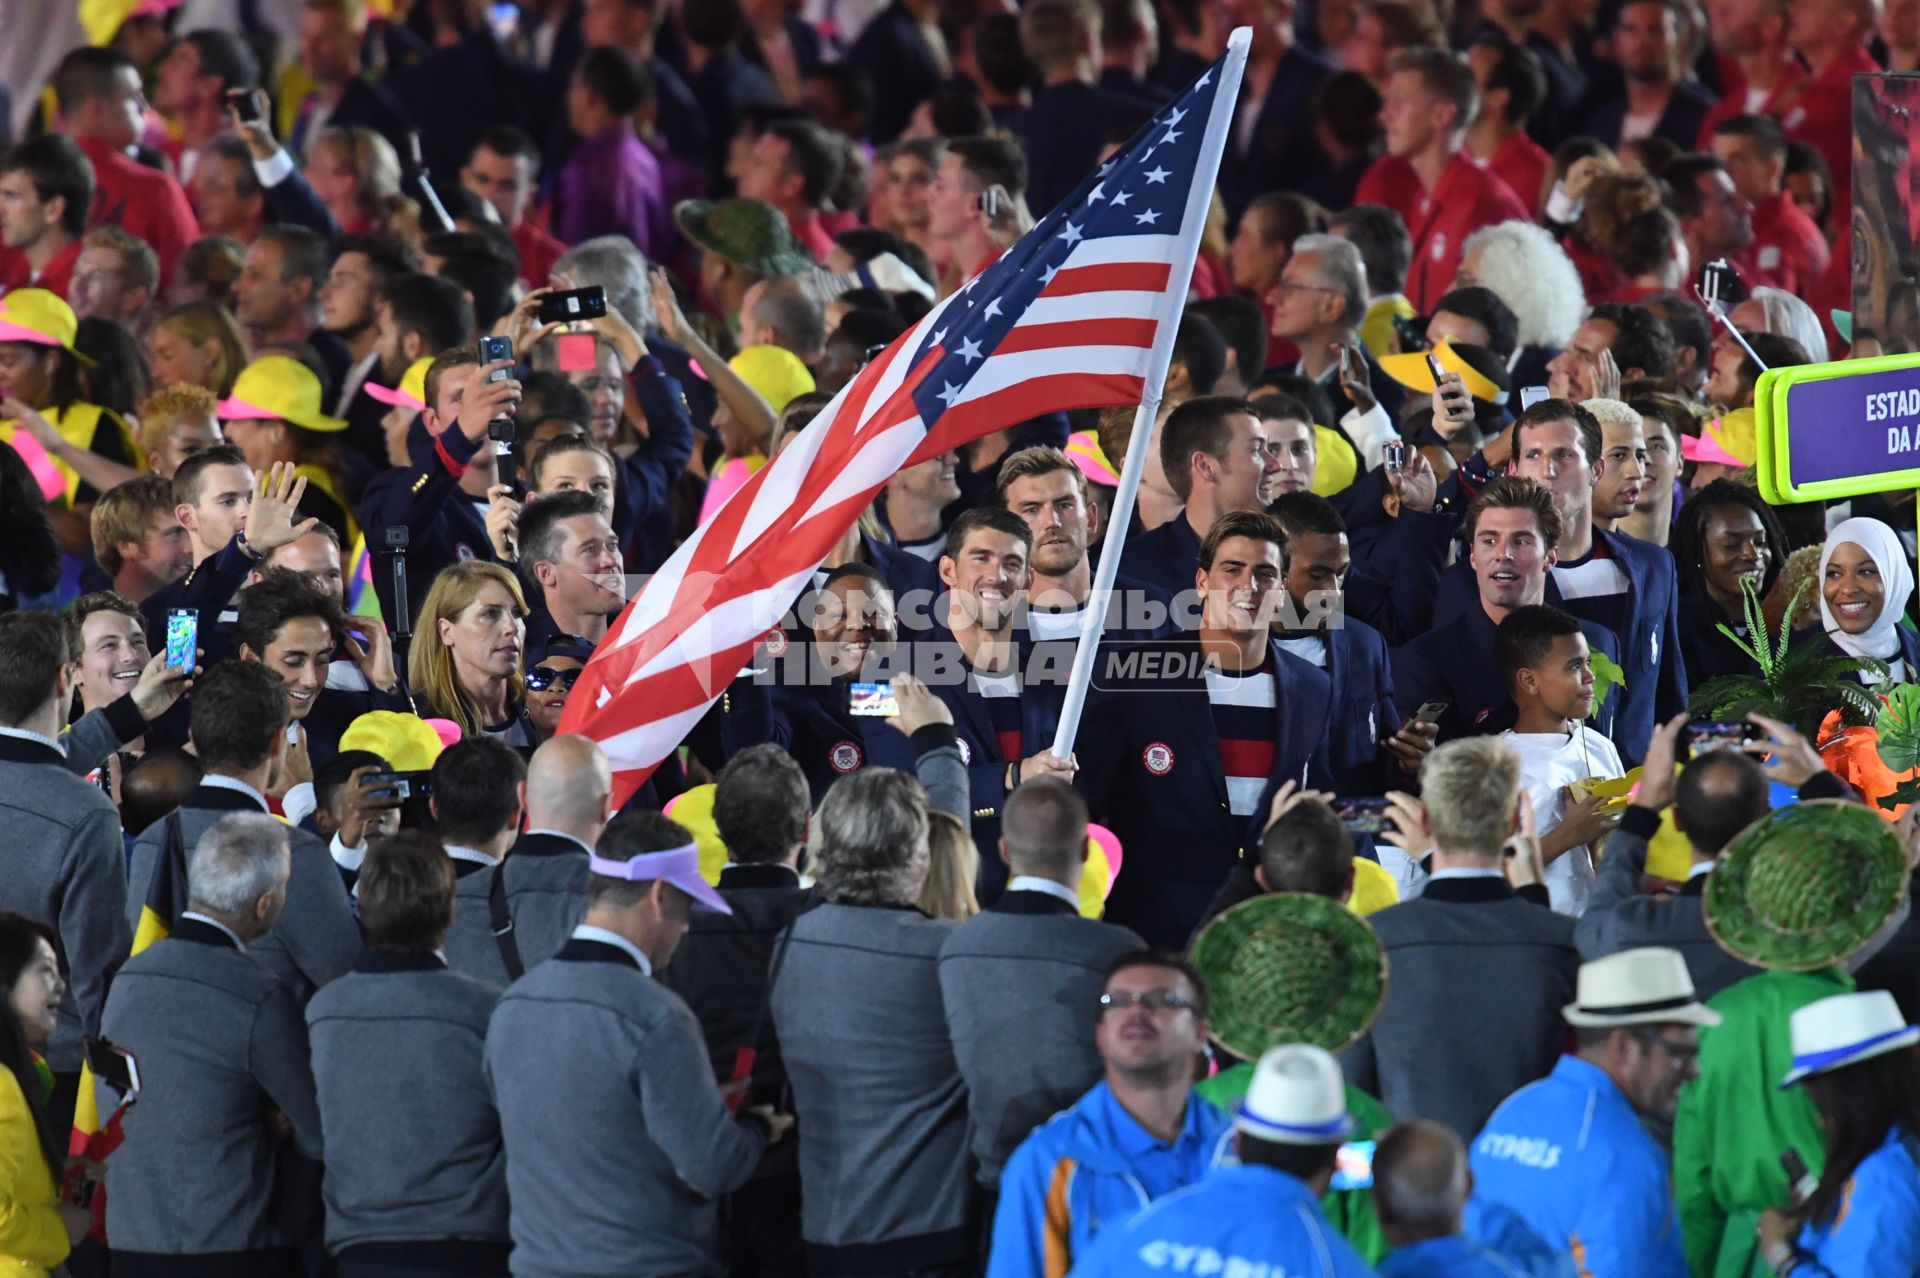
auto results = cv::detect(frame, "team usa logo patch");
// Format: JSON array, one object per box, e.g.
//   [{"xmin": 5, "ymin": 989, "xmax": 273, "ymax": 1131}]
[
  {"xmin": 1143, "ymin": 742, "xmax": 1175, "ymax": 775},
  {"xmin": 829, "ymin": 741, "xmax": 863, "ymax": 773},
  {"xmin": 763, "ymin": 628, "xmax": 789, "ymax": 657},
  {"xmin": 957, "ymin": 738, "xmax": 972, "ymax": 765}
]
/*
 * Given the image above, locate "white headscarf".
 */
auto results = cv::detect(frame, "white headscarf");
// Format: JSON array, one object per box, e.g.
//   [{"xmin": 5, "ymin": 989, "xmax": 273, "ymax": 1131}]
[{"xmin": 1818, "ymin": 517, "xmax": 1917, "ymax": 666}]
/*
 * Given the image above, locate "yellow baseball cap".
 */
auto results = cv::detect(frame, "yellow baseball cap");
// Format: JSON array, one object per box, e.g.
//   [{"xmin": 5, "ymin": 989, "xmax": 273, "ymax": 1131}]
[
  {"xmin": 1312, "ymin": 425, "xmax": 1358, "ymax": 496},
  {"xmin": 0, "ymin": 289, "xmax": 93, "ymax": 364},
  {"xmin": 337, "ymin": 711, "xmax": 446, "ymax": 772},
  {"xmin": 364, "ymin": 357, "xmax": 432, "ymax": 414},
  {"xmin": 1378, "ymin": 337, "xmax": 1508, "ymax": 404},
  {"xmin": 729, "ymin": 344, "xmax": 816, "ymax": 415},
  {"xmin": 217, "ymin": 356, "xmax": 348, "ymax": 432}
]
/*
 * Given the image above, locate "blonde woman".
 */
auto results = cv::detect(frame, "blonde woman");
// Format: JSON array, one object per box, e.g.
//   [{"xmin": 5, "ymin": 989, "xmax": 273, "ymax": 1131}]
[
  {"xmin": 135, "ymin": 384, "xmax": 223, "ymax": 478},
  {"xmin": 407, "ymin": 561, "xmax": 531, "ymax": 745},
  {"xmin": 918, "ymin": 810, "xmax": 980, "ymax": 921},
  {"xmin": 306, "ymin": 127, "xmax": 420, "ymax": 241},
  {"xmin": 146, "ymin": 301, "xmax": 247, "ymax": 398}
]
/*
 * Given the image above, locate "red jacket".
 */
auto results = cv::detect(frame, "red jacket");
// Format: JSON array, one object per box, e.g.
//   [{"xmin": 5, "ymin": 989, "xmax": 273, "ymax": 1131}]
[
  {"xmin": 0, "ymin": 239, "xmax": 83, "ymax": 299},
  {"xmin": 1781, "ymin": 44, "xmax": 1880, "ymax": 231},
  {"xmin": 1353, "ymin": 151, "xmax": 1528, "ymax": 311},
  {"xmin": 1742, "ymin": 190, "xmax": 1831, "ymax": 298},
  {"xmin": 74, "ymin": 136, "xmax": 198, "ymax": 291},
  {"xmin": 1486, "ymin": 131, "xmax": 1551, "ymax": 218},
  {"xmin": 511, "ymin": 219, "xmax": 567, "ymax": 291},
  {"xmin": 1694, "ymin": 54, "xmax": 1810, "ymax": 146}
]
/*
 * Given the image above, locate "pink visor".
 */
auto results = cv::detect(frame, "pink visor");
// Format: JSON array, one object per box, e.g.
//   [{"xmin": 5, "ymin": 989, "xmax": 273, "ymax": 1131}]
[
  {"xmin": 364, "ymin": 382, "xmax": 426, "ymax": 412},
  {"xmin": 215, "ymin": 396, "xmax": 277, "ymax": 422},
  {"xmin": 588, "ymin": 843, "xmax": 732, "ymax": 914},
  {"xmin": 0, "ymin": 318, "xmax": 63, "ymax": 347},
  {"xmin": 1682, "ymin": 431, "xmax": 1744, "ymax": 468}
]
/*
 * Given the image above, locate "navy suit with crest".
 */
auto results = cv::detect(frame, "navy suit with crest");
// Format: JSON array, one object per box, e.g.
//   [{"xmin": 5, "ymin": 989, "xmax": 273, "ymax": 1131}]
[
  {"xmin": 1074, "ymin": 633, "xmax": 1336, "ymax": 946},
  {"xmin": 1118, "ymin": 514, "xmax": 1204, "ymax": 607},
  {"xmin": 719, "ymin": 666, "xmax": 919, "ymax": 808},
  {"xmin": 1428, "ymin": 525, "xmax": 1685, "ymax": 764},
  {"xmin": 1393, "ymin": 602, "xmax": 1623, "ymax": 746},
  {"xmin": 916, "ymin": 624, "xmax": 1067, "ymax": 907}
]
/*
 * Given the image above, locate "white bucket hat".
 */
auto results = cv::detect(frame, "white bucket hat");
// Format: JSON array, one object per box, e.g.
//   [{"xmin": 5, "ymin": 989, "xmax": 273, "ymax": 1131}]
[
  {"xmin": 1235, "ymin": 1044, "xmax": 1356, "ymax": 1145},
  {"xmin": 1562, "ymin": 948, "xmax": 1723, "ymax": 1029},
  {"xmin": 1782, "ymin": 991, "xmax": 1920, "ymax": 1087}
]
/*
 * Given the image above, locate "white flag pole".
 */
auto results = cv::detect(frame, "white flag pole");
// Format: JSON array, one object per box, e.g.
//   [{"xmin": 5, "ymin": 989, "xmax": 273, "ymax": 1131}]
[{"xmin": 1048, "ymin": 27, "xmax": 1252, "ymax": 762}]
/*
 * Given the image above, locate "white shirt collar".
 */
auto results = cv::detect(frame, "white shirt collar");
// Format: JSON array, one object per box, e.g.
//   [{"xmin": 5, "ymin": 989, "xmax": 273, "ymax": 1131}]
[
  {"xmin": 201, "ymin": 774, "xmax": 270, "ymax": 811},
  {"xmin": 1687, "ymin": 861, "xmax": 1715, "ymax": 880},
  {"xmin": 525, "ymin": 829, "xmax": 595, "ymax": 856},
  {"xmin": 571, "ymin": 924, "xmax": 652, "ymax": 976},
  {"xmin": 1427, "ymin": 867, "xmax": 1505, "ymax": 881},
  {"xmin": 0, "ymin": 725, "xmax": 64, "ymax": 753},
  {"xmin": 444, "ymin": 844, "xmax": 500, "ymax": 868},
  {"xmin": 180, "ymin": 911, "xmax": 248, "ymax": 950},
  {"xmin": 1007, "ymin": 874, "xmax": 1082, "ymax": 908}
]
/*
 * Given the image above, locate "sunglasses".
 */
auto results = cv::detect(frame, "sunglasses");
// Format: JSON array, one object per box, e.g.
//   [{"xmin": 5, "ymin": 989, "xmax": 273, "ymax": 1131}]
[{"xmin": 526, "ymin": 665, "xmax": 581, "ymax": 692}]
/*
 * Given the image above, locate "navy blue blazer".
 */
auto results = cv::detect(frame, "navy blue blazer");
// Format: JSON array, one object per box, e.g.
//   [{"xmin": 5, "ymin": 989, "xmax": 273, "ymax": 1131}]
[
  {"xmin": 1582, "ymin": 81, "xmax": 1717, "ymax": 151},
  {"xmin": 1429, "ymin": 526, "xmax": 1685, "ymax": 765},
  {"xmin": 1075, "ymin": 633, "xmax": 1336, "ymax": 946},
  {"xmin": 1287, "ymin": 614, "xmax": 1402, "ymax": 796},
  {"xmin": 1217, "ymin": 44, "xmax": 1335, "ymax": 218},
  {"xmin": 1009, "ymin": 82, "xmax": 1155, "ymax": 215},
  {"xmin": 720, "ymin": 671, "xmax": 919, "ymax": 806},
  {"xmin": 289, "ymin": 76, "xmax": 413, "ymax": 164},
  {"xmin": 920, "ymin": 625, "xmax": 1067, "ymax": 905},
  {"xmin": 1392, "ymin": 601, "xmax": 1623, "ymax": 747},
  {"xmin": 1118, "ymin": 513, "xmax": 1204, "ymax": 606},
  {"xmin": 358, "ymin": 417, "xmax": 496, "ymax": 625}
]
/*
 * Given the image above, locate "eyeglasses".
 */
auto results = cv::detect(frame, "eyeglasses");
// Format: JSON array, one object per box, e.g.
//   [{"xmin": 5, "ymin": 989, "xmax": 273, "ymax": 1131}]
[
  {"xmin": 1099, "ymin": 990, "xmax": 1197, "ymax": 1014},
  {"xmin": 1636, "ymin": 1032, "xmax": 1699, "ymax": 1063},
  {"xmin": 526, "ymin": 665, "xmax": 581, "ymax": 692}
]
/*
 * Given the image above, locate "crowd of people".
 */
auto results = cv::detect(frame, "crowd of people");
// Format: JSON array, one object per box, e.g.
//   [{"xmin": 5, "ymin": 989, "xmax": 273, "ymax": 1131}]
[{"xmin": 0, "ymin": 0, "xmax": 1918, "ymax": 1274}]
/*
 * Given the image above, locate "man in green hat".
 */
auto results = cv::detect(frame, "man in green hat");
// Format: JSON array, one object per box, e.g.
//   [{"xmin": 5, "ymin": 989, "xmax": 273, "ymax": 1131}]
[
  {"xmin": 1673, "ymin": 782, "xmax": 1915, "ymax": 1278},
  {"xmin": 672, "ymin": 197, "xmax": 814, "ymax": 329},
  {"xmin": 1190, "ymin": 890, "xmax": 1396, "ymax": 1263}
]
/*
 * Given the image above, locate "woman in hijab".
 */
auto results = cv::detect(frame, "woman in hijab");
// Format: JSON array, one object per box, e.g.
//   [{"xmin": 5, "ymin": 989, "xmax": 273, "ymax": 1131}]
[{"xmin": 1811, "ymin": 517, "xmax": 1919, "ymax": 684}]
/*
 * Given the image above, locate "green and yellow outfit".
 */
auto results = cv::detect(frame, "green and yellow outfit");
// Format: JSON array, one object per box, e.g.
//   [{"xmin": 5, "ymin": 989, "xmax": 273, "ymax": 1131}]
[{"xmin": 1674, "ymin": 967, "xmax": 1854, "ymax": 1278}]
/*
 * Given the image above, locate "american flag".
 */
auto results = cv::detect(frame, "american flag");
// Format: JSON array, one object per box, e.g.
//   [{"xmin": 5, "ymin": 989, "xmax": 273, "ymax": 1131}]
[{"xmin": 560, "ymin": 32, "xmax": 1252, "ymax": 804}]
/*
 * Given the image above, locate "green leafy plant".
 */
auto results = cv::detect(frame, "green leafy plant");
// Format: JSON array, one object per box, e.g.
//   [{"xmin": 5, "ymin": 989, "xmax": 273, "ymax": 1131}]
[
  {"xmin": 1688, "ymin": 576, "xmax": 1886, "ymax": 743},
  {"xmin": 1873, "ymin": 683, "xmax": 1920, "ymax": 810},
  {"xmin": 1589, "ymin": 650, "xmax": 1625, "ymax": 713}
]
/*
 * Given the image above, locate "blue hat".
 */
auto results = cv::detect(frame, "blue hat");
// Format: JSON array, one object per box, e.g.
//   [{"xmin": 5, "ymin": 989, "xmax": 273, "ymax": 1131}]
[
  {"xmin": 529, "ymin": 632, "xmax": 596, "ymax": 668},
  {"xmin": 1234, "ymin": 1045, "xmax": 1356, "ymax": 1145},
  {"xmin": 1782, "ymin": 991, "xmax": 1920, "ymax": 1087}
]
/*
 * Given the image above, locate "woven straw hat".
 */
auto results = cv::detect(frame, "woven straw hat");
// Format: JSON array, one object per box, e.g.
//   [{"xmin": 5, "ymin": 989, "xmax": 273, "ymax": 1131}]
[
  {"xmin": 1705, "ymin": 800, "xmax": 1909, "ymax": 972},
  {"xmin": 1192, "ymin": 893, "xmax": 1388, "ymax": 1059}
]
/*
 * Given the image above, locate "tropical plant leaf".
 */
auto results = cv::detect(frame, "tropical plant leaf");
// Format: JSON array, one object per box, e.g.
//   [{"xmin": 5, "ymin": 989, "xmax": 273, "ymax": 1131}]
[
  {"xmin": 1880, "ymin": 683, "xmax": 1920, "ymax": 772},
  {"xmin": 1713, "ymin": 620, "xmax": 1766, "ymax": 668},
  {"xmin": 1689, "ymin": 675, "xmax": 1770, "ymax": 717},
  {"xmin": 1589, "ymin": 650, "xmax": 1625, "ymax": 712}
]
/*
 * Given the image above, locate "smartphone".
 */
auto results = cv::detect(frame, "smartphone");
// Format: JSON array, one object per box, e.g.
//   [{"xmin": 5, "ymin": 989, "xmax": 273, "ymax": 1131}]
[
  {"xmin": 364, "ymin": 769, "xmax": 434, "ymax": 801},
  {"xmin": 536, "ymin": 285, "xmax": 608, "ymax": 325},
  {"xmin": 84, "ymin": 1037, "xmax": 140, "ymax": 1098},
  {"xmin": 164, "ymin": 608, "xmax": 198, "ymax": 672},
  {"xmin": 1688, "ymin": 719, "xmax": 1760, "ymax": 753},
  {"xmin": 1412, "ymin": 699, "xmax": 1450, "ymax": 726},
  {"xmin": 1335, "ymin": 797, "xmax": 1392, "ymax": 836},
  {"xmin": 224, "ymin": 87, "xmax": 260, "ymax": 123},
  {"xmin": 1331, "ymin": 1139, "xmax": 1376, "ymax": 1191},
  {"xmin": 477, "ymin": 334, "xmax": 513, "ymax": 383},
  {"xmin": 1337, "ymin": 344, "xmax": 1353, "ymax": 379},
  {"xmin": 1425, "ymin": 353, "xmax": 1448, "ymax": 385},
  {"xmin": 1519, "ymin": 385, "xmax": 1551, "ymax": 410},
  {"xmin": 1380, "ymin": 439, "xmax": 1407, "ymax": 473},
  {"xmin": 1781, "ymin": 1147, "xmax": 1819, "ymax": 1203},
  {"xmin": 1700, "ymin": 259, "xmax": 1743, "ymax": 314},
  {"xmin": 848, "ymin": 682, "xmax": 899, "ymax": 717}
]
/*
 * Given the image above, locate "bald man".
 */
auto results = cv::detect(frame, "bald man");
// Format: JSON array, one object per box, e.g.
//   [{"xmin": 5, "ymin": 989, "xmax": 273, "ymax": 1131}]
[
  {"xmin": 443, "ymin": 735, "xmax": 613, "ymax": 985},
  {"xmin": 1372, "ymin": 1120, "xmax": 1566, "ymax": 1278}
]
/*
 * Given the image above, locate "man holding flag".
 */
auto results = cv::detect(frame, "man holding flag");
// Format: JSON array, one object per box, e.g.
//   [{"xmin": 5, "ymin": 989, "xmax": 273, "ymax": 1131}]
[{"xmin": 558, "ymin": 28, "xmax": 1261, "ymax": 840}]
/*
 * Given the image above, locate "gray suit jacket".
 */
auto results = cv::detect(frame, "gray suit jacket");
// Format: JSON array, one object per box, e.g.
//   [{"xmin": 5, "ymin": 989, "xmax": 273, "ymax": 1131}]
[
  {"xmin": 0, "ymin": 731, "xmax": 128, "ymax": 1071},
  {"xmin": 127, "ymin": 783, "xmax": 361, "ymax": 998}
]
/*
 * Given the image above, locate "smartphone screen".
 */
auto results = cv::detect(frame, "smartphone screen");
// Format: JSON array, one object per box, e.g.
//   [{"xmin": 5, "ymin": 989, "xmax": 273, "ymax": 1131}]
[
  {"xmin": 1688, "ymin": 720, "xmax": 1757, "ymax": 753},
  {"xmin": 478, "ymin": 335, "xmax": 513, "ymax": 382},
  {"xmin": 224, "ymin": 88, "xmax": 260, "ymax": 122},
  {"xmin": 164, "ymin": 609, "xmax": 198, "ymax": 671},
  {"xmin": 1331, "ymin": 1140, "xmax": 1376, "ymax": 1190},
  {"xmin": 848, "ymin": 682, "xmax": 899, "ymax": 717},
  {"xmin": 537, "ymin": 286, "xmax": 609, "ymax": 325},
  {"xmin": 1413, "ymin": 699, "xmax": 1450, "ymax": 725},
  {"xmin": 1335, "ymin": 798, "xmax": 1391, "ymax": 836}
]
